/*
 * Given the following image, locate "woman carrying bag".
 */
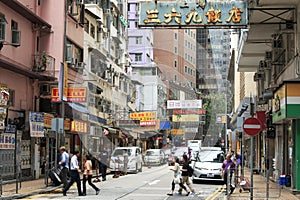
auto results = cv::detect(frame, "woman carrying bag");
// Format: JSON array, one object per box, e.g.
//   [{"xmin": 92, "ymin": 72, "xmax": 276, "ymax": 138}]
[
  {"xmin": 167, "ymin": 157, "xmax": 189, "ymax": 196},
  {"xmin": 82, "ymin": 154, "xmax": 100, "ymax": 196}
]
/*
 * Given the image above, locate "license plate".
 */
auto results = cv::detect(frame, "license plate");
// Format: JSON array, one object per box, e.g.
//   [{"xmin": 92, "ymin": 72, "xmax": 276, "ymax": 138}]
[{"xmin": 207, "ymin": 173, "xmax": 214, "ymax": 177}]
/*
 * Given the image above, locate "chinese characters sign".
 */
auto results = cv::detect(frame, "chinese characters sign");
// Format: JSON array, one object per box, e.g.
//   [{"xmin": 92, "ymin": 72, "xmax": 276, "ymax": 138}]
[
  {"xmin": 51, "ymin": 87, "xmax": 87, "ymax": 102},
  {"xmin": 139, "ymin": 1, "xmax": 247, "ymax": 28},
  {"xmin": 29, "ymin": 112, "xmax": 45, "ymax": 137}
]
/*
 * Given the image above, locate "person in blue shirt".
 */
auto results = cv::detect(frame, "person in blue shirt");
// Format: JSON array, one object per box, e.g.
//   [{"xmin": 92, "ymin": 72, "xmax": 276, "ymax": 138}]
[{"xmin": 58, "ymin": 146, "xmax": 69, "ymax": 187}]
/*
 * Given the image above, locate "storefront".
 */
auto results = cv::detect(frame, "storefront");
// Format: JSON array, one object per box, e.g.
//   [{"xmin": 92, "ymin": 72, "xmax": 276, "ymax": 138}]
[{"xmin": 272, "ymin": 81, "xmax": 300, "ymax": 190}]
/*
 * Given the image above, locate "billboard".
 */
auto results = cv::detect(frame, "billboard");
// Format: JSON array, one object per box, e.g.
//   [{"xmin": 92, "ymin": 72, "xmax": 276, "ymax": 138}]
[{"xmin": 139, "ymin": 1, "xmax": 247, "ymax": 28}]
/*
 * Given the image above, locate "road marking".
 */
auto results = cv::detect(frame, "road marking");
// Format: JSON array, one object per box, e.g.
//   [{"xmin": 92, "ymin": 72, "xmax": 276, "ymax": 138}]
[
  {"xmin": 205, "ymin": 185, "xmax": 223, "ymax": 200},
  {"xmin": 148, "ymin": 179, "xmax": 160, "ymax": 185}
]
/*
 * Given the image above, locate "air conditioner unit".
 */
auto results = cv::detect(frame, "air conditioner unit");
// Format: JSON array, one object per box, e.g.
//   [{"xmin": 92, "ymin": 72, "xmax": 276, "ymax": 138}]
[
  {"xmin": 11, "ymin": 29, "xmax": 20, "ymax": 47},
  {"xmin": 75, "ymin": 62, "xmax": 84, "ymax": 69},
  {"xmin": 40, "ymin": 84, "xmax": 51, "ymax": 94}
]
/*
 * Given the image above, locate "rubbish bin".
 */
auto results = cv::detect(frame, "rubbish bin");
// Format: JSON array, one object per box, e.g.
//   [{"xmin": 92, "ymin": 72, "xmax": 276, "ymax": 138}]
[
  {"xmin": 285, "ymin": 175, "xmax": 291, "ymax": 187},
  {"xmin": 279, "ymin": 175, "xmax": 286, "ymax": 186}
]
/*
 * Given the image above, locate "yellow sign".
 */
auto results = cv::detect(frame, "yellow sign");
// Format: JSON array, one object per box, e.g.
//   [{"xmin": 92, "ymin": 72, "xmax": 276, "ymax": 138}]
[
  {"xmin": 172, "ymin": 114, "xmax": 199, "ymax": 122},
  {"xmin": 171, "ymin": 129, "xmax": 184, "ymax": 134},
  {"xmin": 130, "ymin": 112, "xmax": 156, "ymax": 121},
  {"xmin": 70, "ymin": 120, "xmax": 88, "ymax": 133}
]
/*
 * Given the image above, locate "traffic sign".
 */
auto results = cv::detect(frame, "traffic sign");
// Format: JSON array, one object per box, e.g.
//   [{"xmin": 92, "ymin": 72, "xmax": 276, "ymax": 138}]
[{"xmin": 243, "ymin": 117, "xmax": 262, "ymax": 136}]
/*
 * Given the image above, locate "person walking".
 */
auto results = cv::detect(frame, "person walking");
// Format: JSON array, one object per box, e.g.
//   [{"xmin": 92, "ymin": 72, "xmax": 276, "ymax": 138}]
[
  {"xmin": 179, "ymin": 154, "xmax": 195, "ymax": 196},
  {"xmin": 98, "ymin": 148, "xmax": 109, "ymax": 181},
  {"xmin": 167, "ymin": 157, "xmax": 189, "ymax": 196},
  {"xmin": 62, "ymin": 150, "xmax": 83, "ymax": 196},
  {"xmin": 58, "ymin": 146, "xmax": 69, "ymax": 187},
  {"xmin": 82, "ymin": 154, "xmax": 100, "ymax": 196},
  {"xmin": 221, "ymin": 153, "xmax": 236, "ymax": 195}
]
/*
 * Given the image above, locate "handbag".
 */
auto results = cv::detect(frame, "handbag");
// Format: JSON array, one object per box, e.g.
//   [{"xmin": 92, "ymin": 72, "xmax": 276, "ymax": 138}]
[{"xmin": 174, "ymin": 176, "xmax": 180, "ymax": 184}]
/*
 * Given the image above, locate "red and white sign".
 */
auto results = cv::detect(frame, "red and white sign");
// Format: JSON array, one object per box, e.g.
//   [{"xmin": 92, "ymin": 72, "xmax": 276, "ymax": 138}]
[{"xmin": 243, "ymin": 117, "xmax": 262, "ymax": 136}]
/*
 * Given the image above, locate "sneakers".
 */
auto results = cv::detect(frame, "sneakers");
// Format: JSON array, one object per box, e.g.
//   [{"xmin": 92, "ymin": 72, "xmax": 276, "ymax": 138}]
[
  {"xmin": 62, "ymin": 191, "xmax": 67, "ymax": 196},
  {"xmin": 96, "ymin": 189, "xmax": 100, "ymax": 195},
  {"xmin": 186, "ymin": 191, "xmax": 190, "ymax": 196}
]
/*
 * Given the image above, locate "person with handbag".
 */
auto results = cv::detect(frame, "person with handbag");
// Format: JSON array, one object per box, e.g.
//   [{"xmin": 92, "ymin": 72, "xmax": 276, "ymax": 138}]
[
  {"xmin": 82, "ymin": 154, "xmax": 100, "ymax": 196},
  {"xmin": 167, "ymin": 157, "xmax": 189, "ymax": 196}
]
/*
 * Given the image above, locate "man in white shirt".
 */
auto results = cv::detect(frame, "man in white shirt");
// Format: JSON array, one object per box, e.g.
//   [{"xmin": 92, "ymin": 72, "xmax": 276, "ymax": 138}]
[
  {"xmin": 62, "ymin": 151, "xmax": 84, "ymax": 196},
  {"xmin": 58, "ymin": 146, "xmax": 69, "ymax": 187}
]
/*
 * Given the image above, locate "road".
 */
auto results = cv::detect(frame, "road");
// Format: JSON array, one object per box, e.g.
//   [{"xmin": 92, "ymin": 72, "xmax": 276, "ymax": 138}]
[{"xmin": 28, "ymin": 164, "xmax": 226, "ymax": 200}]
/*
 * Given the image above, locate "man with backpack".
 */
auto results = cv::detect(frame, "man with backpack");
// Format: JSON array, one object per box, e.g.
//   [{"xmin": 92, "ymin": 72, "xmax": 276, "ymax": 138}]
[{"xmin": 178, "ymin": 154, "xmax": 196, "ymax": 196}]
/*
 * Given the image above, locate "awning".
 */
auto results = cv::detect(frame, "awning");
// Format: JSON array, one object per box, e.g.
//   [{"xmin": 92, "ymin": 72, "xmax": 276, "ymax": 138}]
[{"xmin": 67, "ymin": 102, "xmax": 89, "ymax": 114}]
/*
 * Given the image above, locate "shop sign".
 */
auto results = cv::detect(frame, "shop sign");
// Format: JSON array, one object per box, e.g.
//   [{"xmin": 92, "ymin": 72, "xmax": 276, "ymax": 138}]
[
  {"xmin": 118, "ymin": 120, "xmax": 140, "ymax": 128},
  {"xmin": 173, "ymin": 109, "xmax": 206, "ymax": 115},
  {"xmin": 172, "ymin": 114, "xmax": 199, "ymax": 122},
  {"xmin": 0, "ymin": 107, "xmax": 7, "ymax": 130},
  {"xmin": 167, "ymin": 100, "xmax": 202, "ymax": 109},
  {"xmin": 29, "ymin": 112, "xmax": 45, "ymax": 137},
  {"xmin": 139, "ymin": 1, "xmax": 247, "ymax": 28},
  {"xmin": 0, "ymin": 86, "xmax": 9, "ymax": 130},
  {"xmin": 64, "ymin": 118, "xmax": 71, "ymax": 131},
  {"xmin": 140, "ymin": 120, "xmax": 156, "ymax": 126},
  {"xmin": 171, "ymin": 129, "xmax": 184, "ymax": 134},
  {"xmin": 0, "ymin": 132, "xmax": 15, "ymax": 149},
  {"xmin": 130, "ymin": 112, "xmax": 156, "ymax": 121},
  {"xmin": 51, "ymin": 87, "xmax": 87, "ymax": 102},
  {"xmin": 44, "ymin": 113, "xmax": 54, "ymax": 128},
  {"xmin": 71, "ymin": 120, "xmax": 88, "ymax": 133}
]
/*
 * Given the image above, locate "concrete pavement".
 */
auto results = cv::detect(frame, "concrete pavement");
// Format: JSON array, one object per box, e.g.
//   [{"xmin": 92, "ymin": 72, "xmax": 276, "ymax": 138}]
[
  {"xmin": 228, "ymin": 168, "xmax": 300, "ymax": 200},
  {"xmin": 1, "ymin": 168, "xmax": 300, "ymax": 200}
]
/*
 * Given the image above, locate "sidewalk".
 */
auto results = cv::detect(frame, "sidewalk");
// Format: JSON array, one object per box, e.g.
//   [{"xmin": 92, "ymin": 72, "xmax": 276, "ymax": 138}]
[
  {"xmin": 0, "ymin": 177, "xmax": 62, "ymax": 200},
  {"xmin": 229, "ymin": 168, "xmax": 300, "ymax": 200}
]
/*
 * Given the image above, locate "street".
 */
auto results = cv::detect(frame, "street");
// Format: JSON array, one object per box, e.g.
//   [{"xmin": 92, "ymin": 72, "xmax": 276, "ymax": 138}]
[{"xmin": 27, "ymin": 164, "xmax": 225, "ymax": 200}]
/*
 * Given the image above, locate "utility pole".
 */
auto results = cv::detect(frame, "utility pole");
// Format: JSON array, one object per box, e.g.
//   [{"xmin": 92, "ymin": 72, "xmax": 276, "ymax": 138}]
[{"xmin": 250, "ymin": 94, "xmax": 254, "ymax": 200}]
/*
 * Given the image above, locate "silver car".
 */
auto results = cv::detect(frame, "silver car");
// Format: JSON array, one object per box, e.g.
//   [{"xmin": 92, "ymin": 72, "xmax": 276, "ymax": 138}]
[{"xmin": 191, "ymin": 147, "xmax": 225, "ymax": 182}]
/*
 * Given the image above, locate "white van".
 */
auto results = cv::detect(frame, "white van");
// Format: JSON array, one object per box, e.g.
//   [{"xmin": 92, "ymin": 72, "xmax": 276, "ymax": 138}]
[{"xmin": 109, "ymin": 147, "xmax": 143, "ymax": 173}]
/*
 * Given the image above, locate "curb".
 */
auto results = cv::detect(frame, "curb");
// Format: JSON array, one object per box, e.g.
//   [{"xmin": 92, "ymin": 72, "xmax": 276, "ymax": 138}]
[{"xmin": 0, "ymin": 185, "xmax": 62, "ymax": 200}]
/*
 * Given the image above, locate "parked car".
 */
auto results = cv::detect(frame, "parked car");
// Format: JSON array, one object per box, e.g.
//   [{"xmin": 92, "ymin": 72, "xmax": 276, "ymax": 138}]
[
  {"xmin": 168, "ymin": 147, "xmax": 189, "ymax": 166},
  {"xmin": 109, "ymin": 147, "xmax": 143, "ymax": 174},
  {"xmin": 144, "ymin": 149, "xmax": 165, "ymax": 165},
  {"xmin": 192, "ymin": 147, "xmax": 225, "ymax": 182}
]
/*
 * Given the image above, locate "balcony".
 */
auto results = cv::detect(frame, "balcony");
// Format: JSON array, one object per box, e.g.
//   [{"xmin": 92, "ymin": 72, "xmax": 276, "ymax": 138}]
[{"xmin": 32, "ymin": 52, "xmax": 55, "ymax": 77}]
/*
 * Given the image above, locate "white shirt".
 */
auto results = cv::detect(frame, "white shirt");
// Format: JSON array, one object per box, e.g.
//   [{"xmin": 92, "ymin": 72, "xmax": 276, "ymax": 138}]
[{"xmin": 70, "ymin": 155, "xmax": 79, "ymax": 170}]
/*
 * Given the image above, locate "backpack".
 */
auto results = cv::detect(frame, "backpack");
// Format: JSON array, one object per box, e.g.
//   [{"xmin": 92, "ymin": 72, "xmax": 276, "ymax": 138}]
[{"xmin": 188, "ymin": 165, "xmax": 194, "ymax": 177}]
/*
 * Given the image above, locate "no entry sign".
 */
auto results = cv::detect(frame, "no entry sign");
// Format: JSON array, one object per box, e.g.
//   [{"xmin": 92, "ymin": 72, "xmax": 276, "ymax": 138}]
[{"xmin": 243, "ymin": 117, "xmax": 262, "ymax": 136}]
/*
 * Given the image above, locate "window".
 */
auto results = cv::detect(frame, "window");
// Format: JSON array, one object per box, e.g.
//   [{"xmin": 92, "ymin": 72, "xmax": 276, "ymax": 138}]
[
  {"xmin": 128, "ymin": 3, "xmax": 130, "ymax": 11},
  {"xmin": 136, "ymin": 36, "xmax": 142, "ymax": 44},
  {"xmin": 174, "ymin": 75, "xmax": 177, "ymax": 81},
  {"xmin": 174, "ymin": 33, "xmax": 177, "ymax": 40},
  {"xmin": 84, "ymin": 18, "xmax": 89, "ymax": 33},
  {"xmin": 174, "ymin": 60, "xmax": 177, "ymax": 68},
  {"xmin": 185, "ymin": 66, "xmax": 187, "ymax": 73},
  {"xmin": 174, "ymin": 47, "xmax": 177, "ymax": 54},
  {"xmin": 0, "ymin": 13, "xmax": 7, "ymax": 41},
  {"xmin": 90, "ymin": 24, "xmax": 95, "ymax": 38},
  {"xmin": 135, "ymin": 53, "xmax": 142, "ymax": 61},
  {"xmin": 11, "ymin": 20, "xmax": 20, "ymax": 46}
]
